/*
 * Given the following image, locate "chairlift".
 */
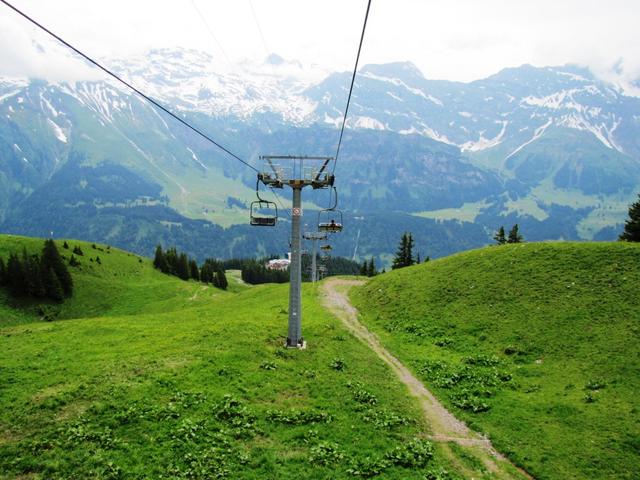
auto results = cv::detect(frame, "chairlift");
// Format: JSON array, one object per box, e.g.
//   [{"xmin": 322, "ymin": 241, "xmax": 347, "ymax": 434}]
[
  {"xmin": 317, "ymin": 187, "xmax": 343, "ymax": 233},
  {"xmin": 320, "ymin": 244, "xmax": 332, "ymax": 251},
  {"xmin": 250, "ymin": 178, "xmax": 278, "ymax": 227}
]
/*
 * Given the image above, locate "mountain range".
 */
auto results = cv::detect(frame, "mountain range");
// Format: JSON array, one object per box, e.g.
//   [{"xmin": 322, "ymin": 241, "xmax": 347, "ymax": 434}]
[{"xmin": 0, "ymin": 46, "xmax": 639, "ymax": 264}]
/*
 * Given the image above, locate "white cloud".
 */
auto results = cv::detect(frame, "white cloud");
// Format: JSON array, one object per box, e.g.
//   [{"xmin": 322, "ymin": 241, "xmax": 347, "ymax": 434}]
[
  {"xmin": 0, "ymin": 13, "xmax": 102, "ymax": 82},
  {"xmin": 0, "ymin": 0, "xmax": 638, "ymax": 89}
]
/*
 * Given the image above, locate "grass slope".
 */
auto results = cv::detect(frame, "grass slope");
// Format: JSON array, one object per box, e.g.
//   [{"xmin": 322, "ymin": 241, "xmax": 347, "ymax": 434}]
[
  {"xmin": 0, "ymin": 235, "xmax": 234, "ymax": 327},
  {"xmin": 0, "ymin": 234, "xmax": 473, "ymax": 479},
  {"xmin": 351, "ymin": 242, "xmax": 640, "ymax": 480}
]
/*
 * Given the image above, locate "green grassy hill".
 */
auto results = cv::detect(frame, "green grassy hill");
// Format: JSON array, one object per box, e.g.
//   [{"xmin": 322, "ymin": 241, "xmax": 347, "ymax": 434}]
[
  {"xmin": 0, "ymin": 235, "xmax": 241, "ymax": 327},
  {"xmin": 0, "ymin": 235, "xmax": 480, "ymax": 479},
  {"xmin": 351, "ymin": 242, "xmax": 640, "ymax": 479}
]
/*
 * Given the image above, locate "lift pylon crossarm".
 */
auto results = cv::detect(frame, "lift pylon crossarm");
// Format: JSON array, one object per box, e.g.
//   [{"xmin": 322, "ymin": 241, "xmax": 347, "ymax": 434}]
[{"xmin": 259, "ymin": 155, "xmax": 335, "ymax": 189}]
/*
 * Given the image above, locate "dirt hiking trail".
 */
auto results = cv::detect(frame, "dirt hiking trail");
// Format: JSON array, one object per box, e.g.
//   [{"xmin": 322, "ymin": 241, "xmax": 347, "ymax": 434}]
[{"xmin": 321, "ymin": 278, "xmax": 533, "ymax": 480}]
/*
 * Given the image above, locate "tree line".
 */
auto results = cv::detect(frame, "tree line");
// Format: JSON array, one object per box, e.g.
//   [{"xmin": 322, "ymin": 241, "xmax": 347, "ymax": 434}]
[
  {"xmin": 619, "ymin": 194, "xmax": 640, "ymax": 242},
  {"xmin": 0, "ymin": 239, "xmax": 73, "ymax": 302},
  {"xmin": 240, "ymin": 259, "xmax": 289, "ymax": 285},
  {"xmin": 391, "ymin": 232, "xmax": 428, "ymax": 270},
  {"xmin": 493, "ymin": 224, "xmax": 523, "ymax": 244},
  {"xmin": 302, "ymin": 254, "xmax": 361, "ymax": 281},
  {"xmin": 223, "ymin": 255, "xmax": 362, "ymax": 285},
  {"xmin": 153, "ymin": 245, "xmax": 228, "ymax": 290},
  {"xmin": 359, "ymin": 258, "xmax": 378, "ymax": 277}
]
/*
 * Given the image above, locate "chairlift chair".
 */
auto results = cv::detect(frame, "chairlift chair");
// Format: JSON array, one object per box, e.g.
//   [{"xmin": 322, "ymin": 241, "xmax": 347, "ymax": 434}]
[
  {"xmin": 317, "ymin": 187, "xmax": 343, "ymax": 233},
  {"xmin": 320, "ymin": 244, "xmax": 332, "ymax": 251},
  {"xmin": 250, "ymin": 178, "xmax": 278, "ymax": 227},
  {"xmin": 250, "ymin": 200, "xmax": 277, "ymax": 226}
]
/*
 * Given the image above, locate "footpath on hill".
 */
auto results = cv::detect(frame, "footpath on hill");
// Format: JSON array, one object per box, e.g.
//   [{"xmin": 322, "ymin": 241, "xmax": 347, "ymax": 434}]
[{"xmin": 320, "ymin": 278, "xmax": 533, "ymax": 480}]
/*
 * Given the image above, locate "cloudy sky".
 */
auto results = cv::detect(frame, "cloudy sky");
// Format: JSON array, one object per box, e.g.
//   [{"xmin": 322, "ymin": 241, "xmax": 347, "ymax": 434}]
[{"xmin": 1, "ymin": 0, "xmax": 639, "ymax": 90}]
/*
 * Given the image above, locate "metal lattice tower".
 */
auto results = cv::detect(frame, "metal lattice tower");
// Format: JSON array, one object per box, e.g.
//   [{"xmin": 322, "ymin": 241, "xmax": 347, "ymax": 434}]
[{"xmin": 258, "ymin": 155, "xmax": 334, "ymax": 348}]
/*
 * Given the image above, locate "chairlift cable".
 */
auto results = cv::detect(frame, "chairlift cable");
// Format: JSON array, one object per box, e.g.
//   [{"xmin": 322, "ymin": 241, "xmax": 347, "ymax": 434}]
[
  {"xmin": 333, "ymin": 0, "xmax": 372, "ymax": 173},
  {"xmin": 189, "ymin": 0, "xmax": 234, "ymax": 68},
  {"xmin": 0, "ymin": 0, "xmax": 259, "ymax": 173},
  {"xmin": 247, "ymin": 0, "xmax": 278, "ymax": 134},
  {"xmin": 269, "ymin": 187, "xmax": 291, "ymax": 218}
]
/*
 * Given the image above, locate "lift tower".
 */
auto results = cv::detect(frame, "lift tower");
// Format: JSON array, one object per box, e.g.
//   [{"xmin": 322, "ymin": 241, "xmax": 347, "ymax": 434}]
[
  {"xmin": 303, "ymin": 231, "xmax": 327, "ymax": 283},
  {"xmin": 258, "ymin": 155, "xmax": 335, "ymax": 348}
]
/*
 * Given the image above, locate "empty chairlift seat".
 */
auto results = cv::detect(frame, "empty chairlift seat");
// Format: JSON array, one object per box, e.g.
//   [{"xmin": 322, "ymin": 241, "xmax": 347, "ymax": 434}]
[{"xmin": 250, "ymin": 200, "xmax": 277, "ymax": 227}]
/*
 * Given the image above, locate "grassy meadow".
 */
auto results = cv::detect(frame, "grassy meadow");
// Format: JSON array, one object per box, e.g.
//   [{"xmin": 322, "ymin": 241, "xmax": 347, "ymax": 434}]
[
  {"xmin": 0, "ymin": 235, "xmax": 471, "ymax": 479},
  {"xmin": 351, "ymin": 242, "xmax": 640, "ymax": 479}
]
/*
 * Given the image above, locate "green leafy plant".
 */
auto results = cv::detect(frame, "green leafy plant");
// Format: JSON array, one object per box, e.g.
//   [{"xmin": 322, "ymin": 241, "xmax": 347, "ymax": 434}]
[
  {"xmin": 309, "ymin": 442, "xmax": 345, "ymax": 466},
  {"xmin": 384, "ymin": 438, "xmax": 434, "ymax": 468},
  {"xmin": 330, "ymin": 358, "xmax": 346, "ymax": 371}
]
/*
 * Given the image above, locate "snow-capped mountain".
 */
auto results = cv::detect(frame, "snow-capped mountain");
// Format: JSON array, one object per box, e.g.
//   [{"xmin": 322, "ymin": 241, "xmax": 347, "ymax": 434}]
[
  {"xmin": 107, "ymin": 48, "xmax": 325, "ymax": 124},
  {"xmin": 0, "ymin": 47, "xmax": 639, "ymax": 262}
]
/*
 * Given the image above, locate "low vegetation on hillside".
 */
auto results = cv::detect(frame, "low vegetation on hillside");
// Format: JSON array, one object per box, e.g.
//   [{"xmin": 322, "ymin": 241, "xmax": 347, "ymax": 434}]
[
  {"xmin": 0, "ymin": 234, "xmax": 481, "ymax": 479},
  {"xmin": 352, "ymin": 242, "xmax": 640, "ymax": 480}
]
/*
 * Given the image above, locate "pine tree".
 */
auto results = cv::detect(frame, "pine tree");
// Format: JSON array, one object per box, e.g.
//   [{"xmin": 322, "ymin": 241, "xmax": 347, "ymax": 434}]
[
  {"xmin": 189, "ymin": 259, "xmax": 200, "ymax": 281},
  {"xmin": 43, "ymin": 265, "xmax": 64, "ymax": 302},
  {"xmin": 619, "ymin": 194, "xmax": 640, "ymax": 242},
  {"xmin": 177, "ymin": 253, "xmax": 190, "ymax": 280},
  {"xmin": 6, "ymin": 253, "xmax": 26, "ymax": 296},
  {"xmin": 392, "ymin": 233, "xmax": 409, "ymax": 270},
  {"xmin": 164, "ymin": 247, "xmax": 178, "ymax": 275},
  {"xmin": 42, "ymin": 239, "xmax": 73, "ymax": 297},
  {"xmin": 153, "ymin": 245, "xmax": 169, "ymax": 273},
  {"xmin": 215, "ymin": 270, "xmax": 228, "ymax": 290},
  {"xmin": 359, "ymin": 261, "xmax": 368, "ymax": 276},
  {"xmin": 63, "ymin": 241, "xmax": 69, "ymax": 249},
  {"xmin": 69, "ymin": 255, "xmax": 81, "ymax": 267},
  {"xmin": 494, "ymin": 226, "xmax": 507, "ymax": 245},
  {"xmin": 23, "ymin": 248, "xmax": 45, "ymax": 298},
  {"xmin": 406, "ymin": 233, "xmax": 415, "ymax": 266},
  {"xmin": 371, "ymin": 258, "xmax": 379, "ymax": 276},
  {"xmin": 73, "ymin": 245, "xmax": 83, "ymax": 256},
  {"xmin": 0, "ymin": 257, "xmax": 5, "ymax": 285},
  {"xmin": 200, "ymin": 261, "xmax": 213, "ymax": 283},
  {"xmin": 392, "ymin": 232, "xmax": 415, "ymax": 269},
  {"xmin": 507, "ymin": 224, "xmax": 523, "ymax": 243}
]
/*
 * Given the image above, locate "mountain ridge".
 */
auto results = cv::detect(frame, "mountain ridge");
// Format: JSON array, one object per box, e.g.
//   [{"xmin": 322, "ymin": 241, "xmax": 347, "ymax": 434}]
[{"xmin": 1, "ymin": 47, "xmax": 639, "ymax": 263}]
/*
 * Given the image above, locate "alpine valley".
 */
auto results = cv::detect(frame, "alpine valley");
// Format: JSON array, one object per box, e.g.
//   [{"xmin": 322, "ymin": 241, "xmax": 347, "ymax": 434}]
[{"xmin": 1, "ymin": 46, "xmax": 639, "ymax": 264}]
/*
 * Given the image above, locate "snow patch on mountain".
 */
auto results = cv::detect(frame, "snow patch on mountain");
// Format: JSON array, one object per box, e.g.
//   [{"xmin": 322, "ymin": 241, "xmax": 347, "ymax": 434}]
[
  {"xmin": 504, "ymin": 118, "xmax": 553, "ymax": 161},
  {"xmin": 186, "ymin": 147, "xmax": 208, "ymax": 171},
  {"xmin": 557, "ymin": 113, "xmax": 624, "ymax": 152},
  {"xmin": 352, "ymin": 116, "xmax": 385, "ymax": 130},
  {"xmin": 555, "ymin": 71, "xmax": 589, "ymax": 82},
  {"xmin": 40, "ymin": 92, "xmax": 59, "ymax": 117},
  {"xmin": 47, "ymin": 118, "xmax": 67, "ymax": 143},
  {"xmin": 360, "ymin": 71, "xmax": 442, "ymax": 105},
  {"xmin": 0, "ymin": 90, "xmax": 22, "ymax": 103},
  {"xmin": 420, "ymin": 124, "xmax": 456, "ymax": 145},
  {"xmin": 324, "ymin": 113, "xmax": 342, "ymax": 127},
  {"xmin": 461, "ymin": 121, "xmax": 508, "ymax": 152}
]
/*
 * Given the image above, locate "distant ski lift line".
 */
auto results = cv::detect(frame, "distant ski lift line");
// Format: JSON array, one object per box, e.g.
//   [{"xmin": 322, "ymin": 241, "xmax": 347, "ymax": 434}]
[{"xmin": 0, "ymin": 0, "xmax": 258, "ymax": 174}]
